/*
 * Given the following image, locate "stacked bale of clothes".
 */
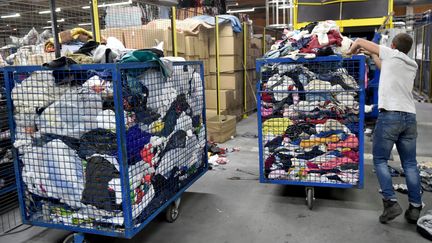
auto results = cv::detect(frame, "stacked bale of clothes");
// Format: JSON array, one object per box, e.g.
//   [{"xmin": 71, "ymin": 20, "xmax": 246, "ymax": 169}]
[
  {"xmin": 264, "ymin": 20, "xmax": 353, "ymax": 59},
  {"xmin": 10, "ymin": 54, "xmax": 206, "ymax": 227},
  {"xmin": 260, "ymin": 62, "xmax": 361, "ymax": 185}
]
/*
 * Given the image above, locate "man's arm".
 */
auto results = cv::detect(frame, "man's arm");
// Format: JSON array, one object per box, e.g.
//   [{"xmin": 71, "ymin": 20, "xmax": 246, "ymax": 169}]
[
  {"xmin": 371, "ymin": 53, "xmax": 382, "ymax": 70},
  {"xmin": 347, "ymin": 38, "xmax": 380, "ymax": 56}
]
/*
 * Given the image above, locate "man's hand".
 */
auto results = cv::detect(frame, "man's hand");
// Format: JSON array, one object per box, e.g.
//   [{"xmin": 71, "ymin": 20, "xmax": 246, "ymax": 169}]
[
  {"xmin": 359, "ymin": 48, "xmax": 372, "ymax": 56},
  {"xmin": 347, "ymin": 38, "xmax": 380, "ymax": 56}
]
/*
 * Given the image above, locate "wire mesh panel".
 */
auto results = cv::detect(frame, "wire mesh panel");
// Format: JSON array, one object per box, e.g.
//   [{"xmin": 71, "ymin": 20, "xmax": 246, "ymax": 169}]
[
  {"xmin": 257, "ymin": 56, "xmax": 365, "ymax": 188},
  {"xmin": 0, "ymin": 71, "xmax": 21, "ymax": 234},
  {"xmin": 4, "ymin": 61, "xmax": 207, "ymax": 238},
  {"xmin": 0, "ymin": 0, "xmax": 92, "ymax": 66}
]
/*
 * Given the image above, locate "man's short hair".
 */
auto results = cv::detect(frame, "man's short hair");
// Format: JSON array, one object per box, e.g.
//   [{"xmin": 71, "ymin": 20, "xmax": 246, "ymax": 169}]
[{"xmin": 392, "ymin": 33, "xmax": 413, "ymax": 54}]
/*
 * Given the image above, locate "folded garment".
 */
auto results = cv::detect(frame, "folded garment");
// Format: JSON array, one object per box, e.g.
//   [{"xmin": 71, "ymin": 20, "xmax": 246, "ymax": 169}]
[
  {"xmin": 320, "ymin": 157, "xmax": 355, "ymax": 170},
  {"xmin": 300, "ymin": 134, "xmax": 340, "ymax": 148},
  {"xmin": 327, "ymin": 135, "xmax": 359, "ymax": 150},
  {"xmin": 263, "ymin": 118, "xmax": 293, "ymax": 136}
]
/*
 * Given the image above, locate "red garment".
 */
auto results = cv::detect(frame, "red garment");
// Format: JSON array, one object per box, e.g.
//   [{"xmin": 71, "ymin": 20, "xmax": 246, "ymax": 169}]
[
  {"xmin": 300, "ymin": 30, "xmax": 343, "ymax": 53},
  {"xmin": 321, "ymin": 157, "xmax": 355, "ymax": 170},
  {"xmin": 140, "ymin": 144, "xmax": 153, "ymax": 166},
  {"xmin": 265, "ymin": 155, "xmax": 275, "ymax": 169},
  {"xmin": 262, "ymin": 92, "xmax": 273, "ymax": 102},
  {"xmin": 342, "ymin": 150, "xmax": 360, "ymax": 162},
  {"xmin": 135, "ymin": 188, "xmax": 145, "ymax": 204}
]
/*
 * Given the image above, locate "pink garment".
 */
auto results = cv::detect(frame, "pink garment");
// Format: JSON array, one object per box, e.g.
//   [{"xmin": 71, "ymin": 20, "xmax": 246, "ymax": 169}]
[
  {"xmin": 261, "ymin": 107, "xmax": 273, "ymax": 117},
  {"xmin": 307, "ymin": 161, "xmax": 319, "ymax": 169},
  {"xmin": 342, "ymin": 150, "xmax": 360, "ymax": 162},
  {"xmin": 327, "ymin": 135, "xmax": 359, "ymax": 150},
  {"xmin": 300, "ymin": 30, "xmax": 343, "ymax": 54},
  {"xmin": 321, "ymin": 157, "xmax": 355, "ymax": 170}
]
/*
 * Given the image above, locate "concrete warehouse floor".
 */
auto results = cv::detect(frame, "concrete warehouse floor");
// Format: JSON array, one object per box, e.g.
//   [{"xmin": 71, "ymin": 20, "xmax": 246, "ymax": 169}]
[{"xmin": 2, "ymin": 102, "xmax": 432, "ymax": 243}]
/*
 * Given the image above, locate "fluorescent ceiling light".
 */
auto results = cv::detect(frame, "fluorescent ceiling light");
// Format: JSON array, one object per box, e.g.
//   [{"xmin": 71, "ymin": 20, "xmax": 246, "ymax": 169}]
[
  {"xmin": 39, "ymin": 8, "xmax": 61, "ymax": 14},
  {"xmin": 82, "ymin": 0, "xmax": 132, "ymax": 9},
  {"xmin": 78, "ymin": 23, "xmax": 92, "ymax": 26},
  {"xmin": 47, "ymin": 18, "xmax": 65, "ymax": 23},
  {"xmin": 1, "ymin": 13, "xmax": 21, "ymax": 19},
  {"xmin": 42, "ymin": 26, "xmax": 52, "ymax": 29},
  {"xmin": 227, "ymin": 8, "xmax": 255, "ymax": 13}
]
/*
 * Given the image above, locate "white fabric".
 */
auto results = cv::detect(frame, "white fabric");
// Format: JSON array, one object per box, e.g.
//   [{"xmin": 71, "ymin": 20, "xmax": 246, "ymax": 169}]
[
  {"xmin": 37, "ymin": 87, "xmax": 103, "ymax": 138},
  {"xmin": 22, "ymin": 139, "xmax": 85, "ymax": 208},
  {"xmin": 310, "ymin": 20, "xmax": 339, "ymax": 46},
  {"xmin": 12, "ymin": 71, "xmax": 68, "ymax": 111},
  {"xmin": 378, "ymin": 45, "xmax": 418, "ymax": 114}
]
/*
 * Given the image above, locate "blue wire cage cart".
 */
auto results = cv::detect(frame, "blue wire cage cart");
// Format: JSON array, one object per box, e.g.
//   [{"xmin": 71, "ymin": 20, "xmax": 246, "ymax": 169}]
[
  {"xmin": 256, "ymin": 56, "xmax": 365, "ymax": 209},
  {"xmin": 2, "ymin": 61, "xmax": 208, "ymax": 242}
]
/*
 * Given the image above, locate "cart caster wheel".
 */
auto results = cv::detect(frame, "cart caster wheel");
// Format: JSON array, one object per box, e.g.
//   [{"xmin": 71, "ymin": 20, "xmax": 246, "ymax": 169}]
[
  {"xmin": 165, "ymin": 198, "xmax": 181, "ymax": 223},
  {"xmin": 306, "ymin": 187, "xmax": 314, "ymax": 210},
  {"xmin": 63, "ymin": 233, "xmax": 88, "ymax": 243}
]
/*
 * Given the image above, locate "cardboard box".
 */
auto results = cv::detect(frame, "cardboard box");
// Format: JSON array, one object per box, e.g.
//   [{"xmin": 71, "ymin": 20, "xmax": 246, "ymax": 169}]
[
  {"xmin": 101, "ymin": 28, "xmax": 125, "ymax": 45},
  {"xmin": 185, "ymin": 36, "xmax": 198, "ymax": 56},
  {"xmin": 207, "ymin": 71, "xmax": 243, "ymax": 90},
  {"xmin": 217, "ymin": 24, "xmax": 237, "ymax": 37},
  {"xmin": 209, "ymin": 36, "xmax": 242, "ymax": 55},
  {"xmin": 209, "ymin": 55, "xmax": 243, "ymax": 73},
  {"xmin": 205, "ymin": 90, "xmax": 235, "ymax": 110},
  {"xmin": 123, "ymin": 26, "xmax": 186, "ymax": 53},
  {"xmin": 206, "ymin": 115, "xmax": 237, "ymax": 143},
  {"xmin": 197, "ymin": 40, "xmax": 209, "ymax": 59}
]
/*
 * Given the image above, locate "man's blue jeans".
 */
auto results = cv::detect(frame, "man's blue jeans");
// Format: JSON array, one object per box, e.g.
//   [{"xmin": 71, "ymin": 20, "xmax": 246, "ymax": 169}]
[{"xmin": 373, "ymin": 111, "xmax": 422, "ymax": 205}]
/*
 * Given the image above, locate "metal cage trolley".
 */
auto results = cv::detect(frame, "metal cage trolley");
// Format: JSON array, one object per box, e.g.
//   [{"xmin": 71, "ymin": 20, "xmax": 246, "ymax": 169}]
[
  {"xmin": 256, "ymin": 56, "xmax": 365, "ymax": 209},
  {"xmin": 3, "ymin": 61, "xmax": 208, "ymax": 242}
]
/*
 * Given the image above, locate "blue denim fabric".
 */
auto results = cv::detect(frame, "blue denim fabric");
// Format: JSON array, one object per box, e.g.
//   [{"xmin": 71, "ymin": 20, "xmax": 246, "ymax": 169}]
[{"xmin": 373, "ymin": 111, "xmax": 422, "ymax": 204}]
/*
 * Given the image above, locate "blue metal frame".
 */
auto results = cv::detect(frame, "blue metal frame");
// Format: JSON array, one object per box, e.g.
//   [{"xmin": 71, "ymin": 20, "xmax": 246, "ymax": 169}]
[
  {"xmin": 3, "ymin": 61, "xmax": 208, "ymax": 239},
  {"xmin": 256, "ymin": 55, "xmax": 366, "ymax": 189}
]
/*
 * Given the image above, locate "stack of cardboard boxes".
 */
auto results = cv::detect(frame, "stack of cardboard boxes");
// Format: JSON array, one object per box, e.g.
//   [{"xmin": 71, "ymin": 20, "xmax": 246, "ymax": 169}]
[{"xmin": 100, "ymin": 22, "xmax": 261, "ymax": 143}]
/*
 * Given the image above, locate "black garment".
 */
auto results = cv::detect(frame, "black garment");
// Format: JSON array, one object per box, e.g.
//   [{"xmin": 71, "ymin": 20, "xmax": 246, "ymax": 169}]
[
  {"xmin": 160, "ymin": 94, "xmax": 192, "ymax": 137},
  {"xmin": 151, "ymin": 167, "xmax": 180, "ymax": 202},
  {"xmin": 300, "ymin": 22, "xmax": 318, "ymax": 33},
  {"xmin": 43, "ymin": 56, "xmax": 77, "ymax": 68},
  {"xmin": 340, "ymin": 163, "xmax": 358, "ymax": 170},
  {"xmin": 264, "ymin": 136, "xmax": 283, "ymax": 153},
  {"xmin": 135, "ymin": 109, "xmax": 161, "ymax": 125},
  {"xmin": 52, "ymin": 69, "xmax": 88, "ymax": 85},
  {"xmin": 296, "ymin": 146, "xmax": 326, "ymax": 160},
  {"xmin": 78, "ymin": 129, "xmax": 118, "ymax": 159},
  {"xmin": 192, "ymin": 115, "xmax": 201, "ymax": 128},
  {"xmin": 159, "ymin": 130, "xmax": 187, "ymax": 159},
  {"xmin": 141, "ymin": 48, "xmax": 164, "ymax": 58},
  {"xmin": 326, "ymin": 175, "xmax": 344, "ymax": 182},
  {"xmin": 317, "ymin": 46, "xmax": 335, "ymax": 56},
  {"xmin": 75, "ymin": 41, "xmax": 100, "ymax": 56},
  {"xmin": 272, "ymin": 96, "xmax": 294, "ymax": 115},
  {"xmin": 123, "ymin": 79, "xmax": 149, "ymax": 113},
  {"xmin": 274, "ymin": 152, "xmax": 293, "ymax": 170},
  {"xmin": 34, "ymin": 134, "xmax": 80, "ymax": 151},
  {"xmin": 81, "ymin": 156, "xmax": 120, "ymax": 211},
  {"xmin": 285, "ymin": 123, "xmax": 316, "ymax": 141}
]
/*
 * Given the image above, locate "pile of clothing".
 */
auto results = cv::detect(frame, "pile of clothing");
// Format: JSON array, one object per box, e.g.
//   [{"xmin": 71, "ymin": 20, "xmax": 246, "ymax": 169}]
[
  {"xmin": 264, "ymin": 21, "xmax": 353, "ymax": 59},
  {"xmin": 11, "ymin": 54, "xmax": 206, "ymax": 227},
  {"xmin": 419, "ymin": 161, "xmax": 432, "ymax": 192},
  {"xmin": 261, "ymin": 62, "xmax": 361, "ymax": 185}
]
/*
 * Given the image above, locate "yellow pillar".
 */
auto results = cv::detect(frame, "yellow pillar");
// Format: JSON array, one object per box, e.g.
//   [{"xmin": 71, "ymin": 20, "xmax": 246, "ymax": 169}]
[
  {"xmin": 91, "ymin": 0, "xmax": 100, "ymax": 42},
  {"xmin": 243, "ymin": 22, "xmax": 248, "ymax": 119},
  {"xmin": 215, "ymin": 16, "xmax": 221, "ymax": 116},
  {"xmin": 171, "ymin": 6, "xmax": 178, "ymax": 57}
]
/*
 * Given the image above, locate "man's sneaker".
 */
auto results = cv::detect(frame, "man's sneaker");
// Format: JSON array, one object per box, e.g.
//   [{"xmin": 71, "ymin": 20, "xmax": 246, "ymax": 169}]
[
  {"xmin": 379, "ymin": 199, "xmax": 403, "ymax": 224},
  {"xmin": 405, "ymin": 204, "xmax": 422, "ymax": 224}
]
